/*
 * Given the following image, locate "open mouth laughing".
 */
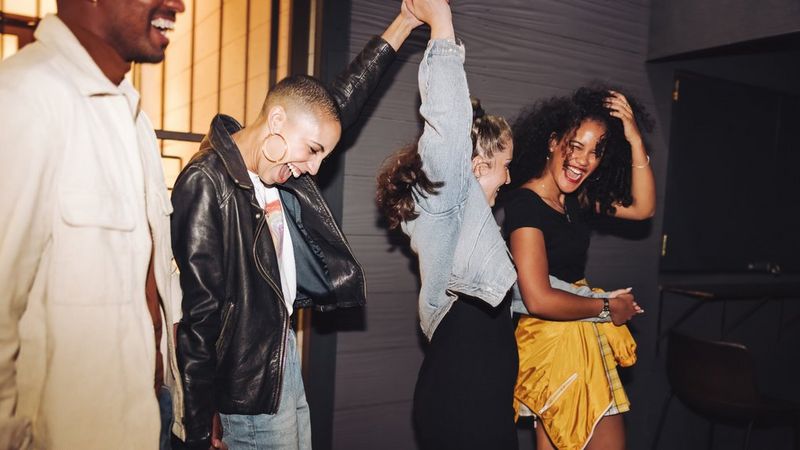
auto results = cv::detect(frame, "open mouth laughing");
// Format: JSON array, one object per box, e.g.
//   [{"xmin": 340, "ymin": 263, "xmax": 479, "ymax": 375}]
[
  {"xmin": 151, "ymin": 17, "xmax": 175, "ymax": 37},
  {"xmin": 564, "ymin": 164, "xmax": 586, "ymax": 184},
  {"xmin": 275, "ymin": 162, "xmax": 303, "ymax": 184}
]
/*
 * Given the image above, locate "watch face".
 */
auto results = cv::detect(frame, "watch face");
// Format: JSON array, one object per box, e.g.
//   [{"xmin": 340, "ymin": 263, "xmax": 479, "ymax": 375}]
[{"xmin": 599, "ymin": 299, "xmax": 610, "ymax": 318}]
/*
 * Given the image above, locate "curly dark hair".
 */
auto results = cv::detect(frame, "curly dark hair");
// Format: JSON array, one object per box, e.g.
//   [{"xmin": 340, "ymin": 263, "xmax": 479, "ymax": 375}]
[
  {"xmin": 376, "ymin": 98, "xmax": 511, "ymax": 229},
  {"xmin": 508, "ymin": 83, "xmax": 653, "ymax": 215}
]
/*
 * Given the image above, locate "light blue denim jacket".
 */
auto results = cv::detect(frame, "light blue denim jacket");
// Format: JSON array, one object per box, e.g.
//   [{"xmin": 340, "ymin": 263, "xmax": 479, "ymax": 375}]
[
  {"xmin": 403, "ymin": 40, "xmax": 609, "ymax": 340},
  {"xmin": 401, "ymin": 39, "xmax": 513, "ymax": 340}
]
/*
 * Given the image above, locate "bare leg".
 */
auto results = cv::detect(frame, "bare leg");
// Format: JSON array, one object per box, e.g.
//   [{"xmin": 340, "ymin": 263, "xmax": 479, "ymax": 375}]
[
  {"xmin": 586, "ymin": 415, "xmax": 626, "ymax": 450},
  {"xmin": 535, "ymin": 425, "xmax": 557, "ymax": 450}
]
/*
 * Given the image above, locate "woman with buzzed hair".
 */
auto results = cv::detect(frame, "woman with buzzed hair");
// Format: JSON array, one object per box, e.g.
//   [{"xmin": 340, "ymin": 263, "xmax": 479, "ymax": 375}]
[{"xmin": 171, "ymin": 3, "xmax": 423, "ymax": 449}]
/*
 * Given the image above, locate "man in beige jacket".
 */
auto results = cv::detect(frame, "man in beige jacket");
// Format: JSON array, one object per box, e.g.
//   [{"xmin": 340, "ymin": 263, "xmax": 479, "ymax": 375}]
[{"xmin": 0, "ymin": 0, "xmax": 186, "ymax": 448}]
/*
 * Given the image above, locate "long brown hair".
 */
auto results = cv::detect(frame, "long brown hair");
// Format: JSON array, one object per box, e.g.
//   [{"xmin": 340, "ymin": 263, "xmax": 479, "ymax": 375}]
[{"xmin": 376, "ymin": 98, "xmax": 511, "ymax": 229}]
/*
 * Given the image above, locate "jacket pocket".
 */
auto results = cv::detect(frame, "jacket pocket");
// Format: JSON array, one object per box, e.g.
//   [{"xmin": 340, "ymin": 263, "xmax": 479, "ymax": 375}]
[
  {"xmin": 51, "ymin": 190, "xmax": 135, "ymax": 305},
  {"xmin": 215, "ymin": 301, "xmax": 236, "ymax": 361},
  {"xmin": 59, "ymin": 190, "xmax": 135, "ymax": 231}
]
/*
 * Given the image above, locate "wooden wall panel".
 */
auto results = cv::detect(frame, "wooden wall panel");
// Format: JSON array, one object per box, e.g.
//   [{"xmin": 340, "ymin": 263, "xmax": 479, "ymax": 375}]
[
  {"xmin": 1, "ymin": 0, "xmax": 35, "ymax": 15},
  {"xmin": 138, "ymin": 63, "xmax": 164, "ymax": 129},
  {"xmin": 245, "ymin": 0, "xmax": 271, "ymax": 124},
  {"xmin": 191, "ymin": 0, "xmax": 221, "ymax": 133},
  {"xmin": 0, "ymin": 34, "xmax": 17, "ymax": 60},
  {"xmin": 219, "ymin": 0, "xmax": 248, "ymax": 122},
  {"xmin": 163, "ymin": 0, "xmax": 194, "ymax": 133},
  {"xmin": 39, "ymin": 0, "xmax": 55, "ymax": 15}
]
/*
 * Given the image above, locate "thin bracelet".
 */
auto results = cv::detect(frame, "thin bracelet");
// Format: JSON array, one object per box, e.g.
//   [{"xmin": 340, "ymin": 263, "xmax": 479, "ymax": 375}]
[{"xmin": 632, "ymin": 154, "xmax": 650, "ymax": 169}]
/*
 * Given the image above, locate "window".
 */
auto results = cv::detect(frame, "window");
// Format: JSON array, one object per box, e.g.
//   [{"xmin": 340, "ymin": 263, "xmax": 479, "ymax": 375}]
[{"xmin": 1, "ymin": 0, "xmax": 319, "ymax": 189}]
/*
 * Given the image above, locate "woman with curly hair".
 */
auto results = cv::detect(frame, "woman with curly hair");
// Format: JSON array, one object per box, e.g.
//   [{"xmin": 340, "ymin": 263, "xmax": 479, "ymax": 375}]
[{"xmin": 504, "ymin": 87, "xmax": 655, "ymax": 450}]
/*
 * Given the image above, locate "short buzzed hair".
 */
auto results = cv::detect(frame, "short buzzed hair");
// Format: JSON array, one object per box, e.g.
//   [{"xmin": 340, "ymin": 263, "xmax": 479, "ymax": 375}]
[{"xmin": 262, "ymin": 74, "xmax": 341, "ymax": 123}]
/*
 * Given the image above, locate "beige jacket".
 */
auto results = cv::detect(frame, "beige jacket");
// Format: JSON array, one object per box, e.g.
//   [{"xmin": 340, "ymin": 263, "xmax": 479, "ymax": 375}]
[{"xmin": 0, "ymin": 15, "xmax": 184, "ymax": 449}]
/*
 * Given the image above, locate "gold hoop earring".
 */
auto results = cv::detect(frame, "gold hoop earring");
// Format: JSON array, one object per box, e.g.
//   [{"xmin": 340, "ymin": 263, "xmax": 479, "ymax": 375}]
[{"xmin": 262, "ymin": 133, "xmax": 288, "ymax": 163}]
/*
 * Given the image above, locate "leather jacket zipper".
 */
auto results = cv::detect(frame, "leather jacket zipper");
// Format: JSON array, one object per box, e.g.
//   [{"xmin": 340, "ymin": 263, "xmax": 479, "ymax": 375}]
[
  {"xmin": 253, "ymin": 216, "xmax": 290, "ymax": 413},
  {"xmin": 215, "ymin": 302, "xmax": 235, "ymax": 357}
]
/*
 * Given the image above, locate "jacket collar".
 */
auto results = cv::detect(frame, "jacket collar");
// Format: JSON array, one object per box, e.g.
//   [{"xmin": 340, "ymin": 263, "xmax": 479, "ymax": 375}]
[
  {"xmin": 206, "ymin": 114, "xmax": 255, "ymax": 190},
  {"xmin": 34, "ymin": 15, "xmax": 140, "ymax": 118}
]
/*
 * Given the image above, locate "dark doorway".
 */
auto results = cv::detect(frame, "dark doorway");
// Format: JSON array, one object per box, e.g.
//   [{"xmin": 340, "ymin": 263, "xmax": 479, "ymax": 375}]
[{"xmin": 660, "ymin": 72, "xmax": 800, "ymax": 274}]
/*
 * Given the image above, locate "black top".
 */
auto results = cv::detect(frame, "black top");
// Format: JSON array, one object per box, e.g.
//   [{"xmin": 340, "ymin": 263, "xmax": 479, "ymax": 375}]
[{"xmin": 503, "ymin": 189, "xmax": 591, "ymax": 283}]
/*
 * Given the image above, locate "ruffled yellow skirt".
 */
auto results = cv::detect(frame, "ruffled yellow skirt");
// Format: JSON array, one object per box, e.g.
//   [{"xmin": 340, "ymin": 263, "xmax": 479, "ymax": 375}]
[{"xmin": 513, "ymin": 283, "xmax": 637, "ymax": 450}]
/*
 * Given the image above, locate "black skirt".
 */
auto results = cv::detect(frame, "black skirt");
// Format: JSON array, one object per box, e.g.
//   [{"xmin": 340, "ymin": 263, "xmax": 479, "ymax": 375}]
[{"xmin": 413, "ymin": 294, "xmax": 519, "ymax": 450}]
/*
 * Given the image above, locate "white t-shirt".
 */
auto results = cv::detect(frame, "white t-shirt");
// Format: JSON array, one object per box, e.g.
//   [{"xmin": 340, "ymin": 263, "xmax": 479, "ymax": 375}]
[{"xmin": 249, "ymin": 172, "xmax": 297, "ymax": 315}]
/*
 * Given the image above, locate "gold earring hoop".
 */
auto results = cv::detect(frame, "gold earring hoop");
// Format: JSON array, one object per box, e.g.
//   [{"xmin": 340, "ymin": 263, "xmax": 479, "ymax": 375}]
[{"xmin": 262, "ymin": 132, "xmax": 288, "ymax": 163}]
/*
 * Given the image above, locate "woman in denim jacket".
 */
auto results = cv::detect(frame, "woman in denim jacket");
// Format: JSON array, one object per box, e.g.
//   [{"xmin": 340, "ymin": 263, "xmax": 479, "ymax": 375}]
[{"xmin": 376, "ymin": 1, "xmax": 517, "ymax": 448}]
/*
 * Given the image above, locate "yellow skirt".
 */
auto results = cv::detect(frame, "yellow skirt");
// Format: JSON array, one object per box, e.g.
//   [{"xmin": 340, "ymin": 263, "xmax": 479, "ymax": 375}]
[{"xmin": 513, "ymin": 284, "xmax": 637, "ymax": 450}]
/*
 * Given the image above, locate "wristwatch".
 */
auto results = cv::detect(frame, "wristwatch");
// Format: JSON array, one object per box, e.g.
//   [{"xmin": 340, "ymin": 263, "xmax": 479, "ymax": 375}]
[{"xmin": 598, "ymin": 298, "xmax": 611, "ymax": 320}]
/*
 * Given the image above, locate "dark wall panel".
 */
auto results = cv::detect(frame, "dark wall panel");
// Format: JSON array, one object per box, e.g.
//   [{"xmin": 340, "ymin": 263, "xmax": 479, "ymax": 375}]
[
  {"xmin": 643, "ymin": 48, "xmax": 800, "ymax": 450},
  {"xmin": 333, "ymin": 401, "xmax": 417, "ymax": 450},
  {"xmin": 334, "ymin": 347, "xmax": 423, "ymax": 410},
  {"xmin": 336, "ymin": 292, "xmax": 423, "ymax": 354},
  {"xmin": 346, "ymin": 235, "xmax": 420, "ymax": 294},
  {"xmin": 649, "ymin": 0, "xmax": 800, "ymax": 59}
]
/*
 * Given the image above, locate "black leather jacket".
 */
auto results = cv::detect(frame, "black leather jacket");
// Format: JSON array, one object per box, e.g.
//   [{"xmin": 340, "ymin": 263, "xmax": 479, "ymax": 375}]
[{"xmin": 171, "ymin": 36, "xmax": 396, "ymax": 449}]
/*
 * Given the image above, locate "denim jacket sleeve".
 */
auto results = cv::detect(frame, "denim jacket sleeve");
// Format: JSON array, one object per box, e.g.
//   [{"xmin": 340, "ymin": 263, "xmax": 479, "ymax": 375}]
[
  {"xmin": 510, "ymin": 275, "xmax": 611, "ymax": 319},
  {"xmin": 415, "ymin": 39, "xmax": 472, "ymax": 214}
]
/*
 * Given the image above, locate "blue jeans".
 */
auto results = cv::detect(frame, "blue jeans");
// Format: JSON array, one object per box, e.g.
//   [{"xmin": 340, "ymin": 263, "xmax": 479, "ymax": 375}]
[
  {"xmin": 220, "ymin": 330, "xmax": 311, "ymax": 450},
  {"xmin": 158, "ymin": 385, "xmax": 173, "ymax": 450}
]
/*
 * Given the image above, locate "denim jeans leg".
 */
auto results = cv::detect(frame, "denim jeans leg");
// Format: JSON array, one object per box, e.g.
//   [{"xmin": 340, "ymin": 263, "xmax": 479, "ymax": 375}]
[
  {"xmin": 292, "ymin": 331, "xmax": 311, "ymax": 449},
  {"xmin": 221, "ymin": 330, "xmax": 311, "ymax": 450},
  {"xmin": 158, "ymin": 385, "xmax": 173, "ymax": 450}
]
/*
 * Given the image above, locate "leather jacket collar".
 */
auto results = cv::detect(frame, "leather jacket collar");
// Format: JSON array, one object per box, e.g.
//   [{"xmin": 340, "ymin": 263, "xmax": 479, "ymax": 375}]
[{"xmin": 206, "ymin": 114, "xmax": 255, "ymax": 191}]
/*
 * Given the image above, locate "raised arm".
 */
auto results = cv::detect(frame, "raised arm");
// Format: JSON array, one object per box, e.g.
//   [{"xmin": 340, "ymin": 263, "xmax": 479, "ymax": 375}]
[
  {"xmin": 605, "ymin": 90, "xmax": 656, "ymax": 220},
  {"xmin": 328, "ymin": 3, "xmax": 421, "ymax": 130},
  {"xmin": 381, "ymin": 1, "xmax": 423, "ymax": 50},
  {"xmin": 411, "ymin": 0, "xmax": 473, "ymax": 213}
]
